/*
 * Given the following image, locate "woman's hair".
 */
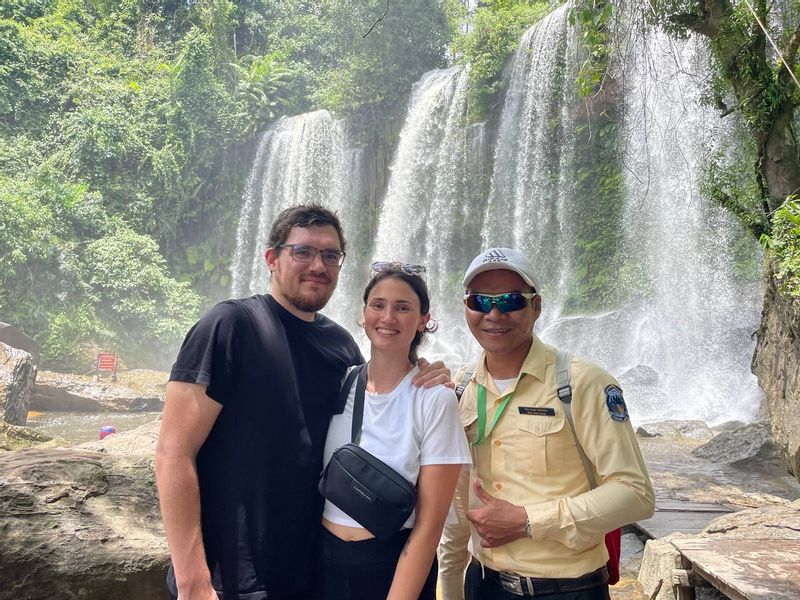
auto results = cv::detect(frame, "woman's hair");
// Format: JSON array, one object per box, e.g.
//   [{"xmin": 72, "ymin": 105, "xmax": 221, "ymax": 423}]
[{"xmin": 362, "ymin": 268, "xmax": 438, "ymax": 364}]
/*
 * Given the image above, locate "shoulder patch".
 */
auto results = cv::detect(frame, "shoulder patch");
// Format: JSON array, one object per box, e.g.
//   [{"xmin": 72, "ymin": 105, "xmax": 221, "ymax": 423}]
[{"xmin": 605, "ymin": 385, "xmax": 629, "ymax": 422}]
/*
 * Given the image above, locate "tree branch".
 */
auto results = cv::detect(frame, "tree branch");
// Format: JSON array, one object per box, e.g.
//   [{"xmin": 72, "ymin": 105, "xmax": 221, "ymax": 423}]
[
  {"xmin": 784, "ymin": 24, "xmax": 800, "ymax": 67},
  {"xmin": 362, "ymin": 0, "xmax": 389, "ymax": 39}
]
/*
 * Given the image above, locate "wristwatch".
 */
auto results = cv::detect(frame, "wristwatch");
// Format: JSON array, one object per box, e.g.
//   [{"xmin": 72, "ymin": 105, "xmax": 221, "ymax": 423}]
[{"xmin": 524, "ymin": 516, "xmax": 533, "ymax": 538}]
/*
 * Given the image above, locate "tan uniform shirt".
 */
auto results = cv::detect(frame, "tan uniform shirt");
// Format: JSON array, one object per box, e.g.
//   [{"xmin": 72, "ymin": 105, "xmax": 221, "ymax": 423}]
[{"xmin": 440, "ymin": 335, "xmax": 654, "ymax": 586}]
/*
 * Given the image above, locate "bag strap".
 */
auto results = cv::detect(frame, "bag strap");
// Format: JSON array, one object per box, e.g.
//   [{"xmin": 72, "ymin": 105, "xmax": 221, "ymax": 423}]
[
  {"xmin": 350, "ymin": 363, "xmax": 368, "ymax": 444},
  {"xmin": 335, "ymin": 365, "xmax": 362, "ymax": 415},
  {"xmin": 555, "ymin": 349, "xmax": 597, "ymax": 489}
]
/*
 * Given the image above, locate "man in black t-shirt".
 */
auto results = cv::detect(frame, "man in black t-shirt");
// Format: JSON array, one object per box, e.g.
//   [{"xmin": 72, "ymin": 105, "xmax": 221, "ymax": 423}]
[{"xmin": 155, "ymin": 205, "xmax": 449, "ymax": 600}]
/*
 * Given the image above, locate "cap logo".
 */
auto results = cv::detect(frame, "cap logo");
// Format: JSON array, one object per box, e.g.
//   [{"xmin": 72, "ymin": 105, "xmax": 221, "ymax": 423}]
[{"xmin": 482, "ymin": 249, "xmax": 508, "ymax": 263}]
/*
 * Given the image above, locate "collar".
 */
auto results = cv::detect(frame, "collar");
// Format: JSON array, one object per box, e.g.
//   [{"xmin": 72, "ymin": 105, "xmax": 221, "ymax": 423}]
[{"xmin": 473, "ymin": 335, "xmax": 548, "ymax": 394}]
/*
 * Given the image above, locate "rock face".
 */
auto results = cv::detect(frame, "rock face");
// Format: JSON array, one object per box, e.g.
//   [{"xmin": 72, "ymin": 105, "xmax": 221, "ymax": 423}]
[
  {"xmin": 30, "ymin": 371, "xmax": 163, "ymax": 412},
  {"xmin": 0, "ymin": 444, "xmax": 168, "ymax": 598},
  {"xmin": 692, "ymin": 420, "xmax": 780, "ymax": 464},
  {"xmin": 636, "ymin": 420, "xmax": 715, "ymax": 441},
  {"xmin": 0, "ymin": 341, "xmax": 36, "ymax": 425},
  {"xmin": 752, "ymin": 261, "xmax": 800, "ymax": 482},
  {"xmin": 0, "ymin": 322, "xmax": 40, "ymax": 365}
]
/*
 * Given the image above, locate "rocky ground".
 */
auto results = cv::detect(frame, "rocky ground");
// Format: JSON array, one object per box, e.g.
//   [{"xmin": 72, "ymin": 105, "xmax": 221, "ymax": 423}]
[{"xmin": 2, "ymin": 372, "xmax": 799, "ymax": 599}]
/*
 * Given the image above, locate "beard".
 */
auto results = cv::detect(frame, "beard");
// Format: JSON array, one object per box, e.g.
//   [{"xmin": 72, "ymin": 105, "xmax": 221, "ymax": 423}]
[{"xmin": 284, "ymin": 287, "xmax": 333, "ymax": 313}]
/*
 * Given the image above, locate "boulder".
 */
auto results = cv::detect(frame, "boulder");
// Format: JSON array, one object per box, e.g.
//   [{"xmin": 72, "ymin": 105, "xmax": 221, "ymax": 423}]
[
  {"xmin": 619, "ymin": 364, "xmax": 660, "ymax": 386},
  {"xmin": 0, "ymin": 447, "xmax": 169, "ymax": 599},
  {"xmin": 751, "ymin": 260, "xmax": 800, "ymax": 482},
  {"xmin": 692, "ymin": 420, "xmax": 781, "ymax": 464},
  {"xmin": 0, "ymin": 322, "xmax": 40, "ymax": 364},
  {"xmin": 636, "ymin": 420, "xmax": 715, "ymax": 441},
  {"xmin": 77, "ymin": 418, "xmax": 162, "ymax": 455},
  {"xmin": 637, "ymin": 534, "xmax": 690, "ymax": 600},
  {"xmin": 30, "ymin": 371, "xmax": 163, "ymax": 412},
  {"xmin": 0, "ymin": 341, "xmax": 36, "ymax": 425}
]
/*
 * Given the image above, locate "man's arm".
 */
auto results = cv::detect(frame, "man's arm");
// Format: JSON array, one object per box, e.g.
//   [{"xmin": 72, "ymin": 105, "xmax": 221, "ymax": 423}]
[{"xmin": 155, "ymin": 381, "xmax": 223, "ymax": 600}]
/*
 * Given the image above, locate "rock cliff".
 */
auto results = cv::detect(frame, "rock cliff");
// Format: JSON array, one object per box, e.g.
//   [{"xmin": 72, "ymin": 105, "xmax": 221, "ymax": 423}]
[{"xmin": 752, "ymin": 261, "xmax": 800, "ymax": 482}]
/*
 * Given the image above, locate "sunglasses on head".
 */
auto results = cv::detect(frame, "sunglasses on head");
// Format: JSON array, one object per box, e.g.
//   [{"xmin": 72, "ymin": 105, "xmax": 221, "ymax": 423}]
[
  {"xmin": 371, "ymin": 261, "xmax": 427, "ymax": 276},
  {"xmin": 463, "ymin": 292, "xmax": 537, "ymax": 313}
]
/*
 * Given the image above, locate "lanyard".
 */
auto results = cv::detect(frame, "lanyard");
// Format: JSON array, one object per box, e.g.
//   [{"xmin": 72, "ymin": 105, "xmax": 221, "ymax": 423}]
[{"xmin": 473, "ymin": 384, "xmax": 513, "ymax": 446}]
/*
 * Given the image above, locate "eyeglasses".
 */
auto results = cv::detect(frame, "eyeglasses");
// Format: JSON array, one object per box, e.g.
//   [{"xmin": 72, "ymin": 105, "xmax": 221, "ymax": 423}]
[
  {"xmin": 463, "ymin": 292, "xmax": 537, "ymax": 313},
  {"xmin": 278, "ymin": 244, "xmax": 346, "ymax": 267},
  {"xmin": 370, "ymin": 261, "xmax": 427, "ymax": 276}
]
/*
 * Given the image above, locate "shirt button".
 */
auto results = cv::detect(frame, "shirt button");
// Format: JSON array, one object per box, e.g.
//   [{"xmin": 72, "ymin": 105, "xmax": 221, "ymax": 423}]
[
  {"xmin": 495, "ymin": 483, "xmax": 503, "ymax": 491},
  {"xmin": 494, "ymin": 440, "xmax": 502, "ymax": 447}
]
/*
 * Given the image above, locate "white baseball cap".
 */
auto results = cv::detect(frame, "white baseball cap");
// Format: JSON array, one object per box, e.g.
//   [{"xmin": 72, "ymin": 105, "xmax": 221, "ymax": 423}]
[{"xmin": 463, "ymin": 248, "xmax": 540, "ymax": 292}]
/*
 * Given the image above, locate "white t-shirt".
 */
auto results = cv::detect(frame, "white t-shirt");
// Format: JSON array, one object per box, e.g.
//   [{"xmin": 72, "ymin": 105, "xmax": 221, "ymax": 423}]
[{"xmin": 322, "ymin": 365, "xmax": 472, "ymax": 530}]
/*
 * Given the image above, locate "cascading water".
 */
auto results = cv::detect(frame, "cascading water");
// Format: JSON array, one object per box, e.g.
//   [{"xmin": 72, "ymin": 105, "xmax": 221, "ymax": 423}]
[
  {"xmin": 615, "ymin": 30, "xmax": 762, "ymax": 424},
  {"xmin": 540, "ymin": 26, "xmax": 763, "ymax": 425},
  {"xmin": 229, "ymin": 109, "xmax": 366, "ymax": 327},
  {"xmin": 229, "ymin": 7, "xmax": 764, "ymax": 426},
  {"xmin": 483, "ymin": 4, "xmax": 578, "ymax": 304},
  {"xmin": 372, "ymin": 66, "xmax": 487, "ymax": 362}
]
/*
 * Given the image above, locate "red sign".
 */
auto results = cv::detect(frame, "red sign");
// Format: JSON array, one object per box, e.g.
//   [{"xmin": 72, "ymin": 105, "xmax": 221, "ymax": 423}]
[{"xmin": 97, "ymin": 353, "xmax": 118, "ymax": 373}]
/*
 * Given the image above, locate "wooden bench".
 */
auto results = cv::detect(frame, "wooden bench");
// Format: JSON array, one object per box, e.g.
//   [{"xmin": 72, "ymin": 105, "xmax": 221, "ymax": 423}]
[{"xmin": 670, "ymin": 538, "xmax": 800, "ymax": 600}]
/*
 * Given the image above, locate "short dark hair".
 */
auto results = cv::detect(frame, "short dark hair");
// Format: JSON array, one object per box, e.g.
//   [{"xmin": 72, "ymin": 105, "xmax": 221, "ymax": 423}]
[
  {"xmin": 362, "ymin": 269, "xmax": 438, "ymax": 364},
  {"xmin": 267, "ymin": 204, "xmax": 347, "ymax": 251}
]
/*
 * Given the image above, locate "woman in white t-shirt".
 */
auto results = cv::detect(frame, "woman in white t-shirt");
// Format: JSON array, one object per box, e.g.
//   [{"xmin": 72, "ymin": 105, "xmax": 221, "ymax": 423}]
[{"xmin": 319, "ymin": 263, "xmax": 471, "ymax": 600}]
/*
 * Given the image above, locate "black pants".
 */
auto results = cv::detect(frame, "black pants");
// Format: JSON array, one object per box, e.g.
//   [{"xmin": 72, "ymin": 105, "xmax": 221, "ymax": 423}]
[
  {"xmin": 464, "ymin": 561, "xmax": 610, "ymax": 600},
  {"xmin": 318, "ymin": 527, "xmax": 437, "ymax": 600}
]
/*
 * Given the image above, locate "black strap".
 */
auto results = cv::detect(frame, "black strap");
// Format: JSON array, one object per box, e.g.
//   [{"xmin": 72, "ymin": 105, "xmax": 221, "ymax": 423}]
[
  {"xmin": 336, "ymin": 364, "xmax": 362, "ymax": 415},
  {"xmin": 351, "ymin": 363, "xmax": 368, "ymax": 444}
]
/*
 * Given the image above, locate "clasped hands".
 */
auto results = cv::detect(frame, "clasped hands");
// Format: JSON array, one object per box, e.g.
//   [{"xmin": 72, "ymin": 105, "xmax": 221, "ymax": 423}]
[{"xmin": 466, "ymin": 480, "xmax": 529, "ymax": 548}]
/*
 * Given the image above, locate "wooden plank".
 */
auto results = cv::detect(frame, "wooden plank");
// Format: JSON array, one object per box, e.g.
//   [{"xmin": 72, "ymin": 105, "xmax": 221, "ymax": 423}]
[
  {"xmin": 671, "ymin": 538, "xmax": 800, "ymax": 600},
  {"xmin": 635, "ymin": 500, "xmax": 735, "ymax": 539}
]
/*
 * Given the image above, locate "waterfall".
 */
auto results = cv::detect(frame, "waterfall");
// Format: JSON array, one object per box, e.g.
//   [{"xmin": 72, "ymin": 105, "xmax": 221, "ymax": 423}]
[
  {"xmin": 483, "ymin": 4, "xmax": 576, "ymax": 299},
  {"xmin": 615, "ymin": 30, "xmax": 762, "ymax": 425},
  {"xmin": 372, "ymin": 66, "xmax": 487, "ymax": 362},
  {"xmin": 229, "ymin": 110, "xmax": 366, "ymax": 327},
  {"xmin": 228, "ymin": 7, "xmax": 765, "ymax": 426}
]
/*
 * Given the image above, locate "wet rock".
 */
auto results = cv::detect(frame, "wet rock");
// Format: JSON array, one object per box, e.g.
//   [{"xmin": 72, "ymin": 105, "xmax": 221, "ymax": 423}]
[
  {"xmin": 0, "ymin": 342, "xmax": 36, "ymax": 425},
  {"xmin": 0, "ymin": 447, "xmax": 168, "ymax": 599},
  {"xmin": 702, "ymin": 498, "xmax": 800, "ymax": 538},
  {"xmin": 636, "ymin": 420, "xmax": 715, "ymax": 441},
  {"xmin": 0, "ymin": 322, "xmax": 40, "ymax": 364},
  {"xmin": 619, "ymin": 364, "xmax": 660, "ymax": 386},
  {"xmin": 692, "ymin": 421, "xmax": 781, "ymax": 464},
  {"xmin": 77, "ymin": 418, "xmax": 161, "ymax": 455},
  {"xmin": 30, "ymin": 371, "xmax": 163, "ymax": 412}
]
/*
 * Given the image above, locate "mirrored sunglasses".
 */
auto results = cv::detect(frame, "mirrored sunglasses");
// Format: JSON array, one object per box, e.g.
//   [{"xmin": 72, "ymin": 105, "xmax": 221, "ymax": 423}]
[
  {"xmin": 371, "ymin": 261, "xmax": 427, "ymax": 276},
  {"xmin": 463, "ymin": 292, "xmax": 537, "ymax": 313}
]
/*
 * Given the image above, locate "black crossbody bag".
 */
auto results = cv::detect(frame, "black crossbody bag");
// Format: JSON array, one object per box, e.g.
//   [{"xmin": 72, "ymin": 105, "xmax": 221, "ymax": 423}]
[{"xmin": 318, "ymin": 363, "xmax": 418, "ymax": 540}]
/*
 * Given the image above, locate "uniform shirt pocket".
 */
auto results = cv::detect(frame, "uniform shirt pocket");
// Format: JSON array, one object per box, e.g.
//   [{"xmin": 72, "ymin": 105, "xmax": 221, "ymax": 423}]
[{"xmin": 506, "ymin": 412, "xmax": 567, "ymax": 477}]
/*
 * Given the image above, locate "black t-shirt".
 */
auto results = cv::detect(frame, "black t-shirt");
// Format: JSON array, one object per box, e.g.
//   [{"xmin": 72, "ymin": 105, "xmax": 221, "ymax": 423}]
[{"xmin": 168, "ymin": 294, "xmax": 362, "ymax": 599}]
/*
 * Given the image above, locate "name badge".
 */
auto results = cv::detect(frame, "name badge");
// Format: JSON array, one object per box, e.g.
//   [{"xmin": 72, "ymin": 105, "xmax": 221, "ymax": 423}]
[{"xmin": 518, "ymin": 406, "xmax": 555, "ymax": 416}]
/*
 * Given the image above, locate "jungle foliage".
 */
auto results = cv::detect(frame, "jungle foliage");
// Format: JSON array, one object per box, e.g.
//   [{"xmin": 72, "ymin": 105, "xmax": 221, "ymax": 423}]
[{"xmin": 0, "ymin": 0, "xmax": 458, "ymax": 370}]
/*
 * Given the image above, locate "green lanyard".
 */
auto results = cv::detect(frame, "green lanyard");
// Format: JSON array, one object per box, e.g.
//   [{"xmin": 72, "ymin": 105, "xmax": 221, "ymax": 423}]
[{"xmin": 473, "ymin": 384, "xmax": 514, "ymax": 446}]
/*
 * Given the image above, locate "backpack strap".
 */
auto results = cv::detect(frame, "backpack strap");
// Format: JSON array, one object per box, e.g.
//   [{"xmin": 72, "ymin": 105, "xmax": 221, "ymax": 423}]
[
  {"xmin": 555, "ymin": 349, "xmax": 597, "ymax": 489},
  {"xmin": 454, "ymin": 367, "xmax": 474, "ymax": 400}
]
